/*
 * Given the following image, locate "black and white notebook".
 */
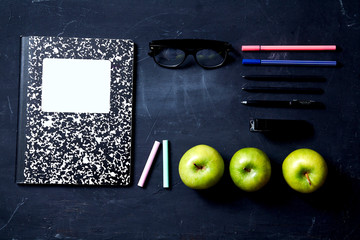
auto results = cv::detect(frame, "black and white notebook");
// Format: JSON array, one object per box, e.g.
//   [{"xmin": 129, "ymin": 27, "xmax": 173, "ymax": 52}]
[{"xmin": 16, "ymin": 36, "xmax": 134, "ymax": 185}]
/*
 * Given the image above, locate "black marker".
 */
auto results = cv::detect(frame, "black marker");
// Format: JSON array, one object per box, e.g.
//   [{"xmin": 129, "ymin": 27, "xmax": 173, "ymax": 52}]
[
  {"xmin": 241, "ymin": 100, "xmax": 325, "ymax": 109},
  {"xmin": 242, "ymin": 86, "xmax": 324, "ymax": 94},
  {"xmin": 242, "ymin": 75, "xmax": 326, "ymax": 82}
]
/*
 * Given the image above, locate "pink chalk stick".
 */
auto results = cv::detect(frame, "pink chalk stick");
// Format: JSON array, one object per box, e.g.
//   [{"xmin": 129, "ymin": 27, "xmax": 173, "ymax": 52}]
[{"xmin": 138, "ymin": 141, "xmax": 161, "ymax": 187}]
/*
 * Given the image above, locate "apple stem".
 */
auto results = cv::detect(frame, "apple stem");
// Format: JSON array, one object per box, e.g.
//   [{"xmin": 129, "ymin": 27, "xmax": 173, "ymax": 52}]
[
  {"xmin": 194, "ymin": 163, "xmax": 203, "ymax": 170},
  {"xmin": 243, "ymin": 167, "xmax": 251, "ymax": 173},
  {"xmin": 305, "ymin": 172, "xmax": 311, "ymax": 186}
]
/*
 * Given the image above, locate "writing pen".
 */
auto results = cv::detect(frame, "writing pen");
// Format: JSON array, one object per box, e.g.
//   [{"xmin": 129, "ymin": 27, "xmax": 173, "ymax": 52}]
[
  {"xmin": 242, "ymin": 86, "xmax": 324, "ymax": 94},
  {"xmin": 242, "ymin": 75, "xmax": 326, "ymax": 82},
  {"xmin": 241, "ymin": 100, "xmax": 325, "ymax": 108},
  {"xmin": 242, "ymin": 59, "xmax": 337, "ymax": 66},
  {"xmin": 242, "ymin": 45, "xmax": 337, "ymax": 51}
]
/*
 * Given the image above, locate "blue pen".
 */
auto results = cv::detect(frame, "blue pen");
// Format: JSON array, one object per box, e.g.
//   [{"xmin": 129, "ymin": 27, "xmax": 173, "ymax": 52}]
[{"xmin": 242, "ymin": 59, "xmax": 337, "ymax": 66}]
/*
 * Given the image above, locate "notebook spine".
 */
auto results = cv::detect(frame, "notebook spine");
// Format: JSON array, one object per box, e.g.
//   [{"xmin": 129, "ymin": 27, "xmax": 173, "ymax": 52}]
[{"xmin": 15, "ymin": 36, "xmax": 30, "ymax": 183}]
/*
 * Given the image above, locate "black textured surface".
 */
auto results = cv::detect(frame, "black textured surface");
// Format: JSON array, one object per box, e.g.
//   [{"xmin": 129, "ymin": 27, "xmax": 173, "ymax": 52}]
[{"xmin": 0, "ymin": 0, "xmax": 360, "ymax": 239}]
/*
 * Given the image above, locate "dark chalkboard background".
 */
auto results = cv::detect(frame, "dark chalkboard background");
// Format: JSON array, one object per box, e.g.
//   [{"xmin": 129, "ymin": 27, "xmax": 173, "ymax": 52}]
[{"xmin": 1, "ymin": 0, "xmax": 360, "ymax": 239}]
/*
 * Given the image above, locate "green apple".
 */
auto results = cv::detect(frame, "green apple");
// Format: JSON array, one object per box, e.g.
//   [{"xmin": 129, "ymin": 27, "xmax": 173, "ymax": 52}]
[
  {"xmin": 282, "ymin": 148, "xmax": 328, "ymax": 193},
  {"xmin": 229, "ymin": 147, "xmax": 271, "ymax": 192},
  {"xmin": 178, "ymin": 144, "xmax": 224, "ymax": 189}
]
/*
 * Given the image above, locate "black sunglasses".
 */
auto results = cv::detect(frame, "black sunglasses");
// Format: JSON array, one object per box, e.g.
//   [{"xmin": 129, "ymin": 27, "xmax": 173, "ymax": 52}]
[{"xmin": 148, "ymin": 39, "xmax": 232, "ymax": 69}]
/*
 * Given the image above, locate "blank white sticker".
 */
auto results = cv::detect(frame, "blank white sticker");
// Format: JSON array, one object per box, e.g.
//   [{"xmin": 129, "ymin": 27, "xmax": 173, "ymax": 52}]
[{"xmin": 41, "ymin": 58, "xmax": 111, "ymax": 113}]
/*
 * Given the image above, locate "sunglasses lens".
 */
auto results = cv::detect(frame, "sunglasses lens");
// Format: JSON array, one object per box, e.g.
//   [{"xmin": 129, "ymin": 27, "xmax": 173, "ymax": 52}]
[
  {"xmin": 196, "ymin": 49, "xmax": 227, "ymax": 68},
  {"xmin": 153, "ymin": 48, "xmax": 186, "ymax": 67}
]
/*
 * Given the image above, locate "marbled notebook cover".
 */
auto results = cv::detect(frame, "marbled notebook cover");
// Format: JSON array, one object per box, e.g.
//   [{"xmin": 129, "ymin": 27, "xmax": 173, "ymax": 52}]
[{"xmin": 16, "ymin": 36, "xmax": 134, "ymax": 185}]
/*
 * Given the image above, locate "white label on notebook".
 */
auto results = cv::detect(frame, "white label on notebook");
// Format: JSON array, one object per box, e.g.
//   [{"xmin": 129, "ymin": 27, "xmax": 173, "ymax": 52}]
[{"xmin": 41, "ymin": 58, "xmax": 111, "ymax": 113}]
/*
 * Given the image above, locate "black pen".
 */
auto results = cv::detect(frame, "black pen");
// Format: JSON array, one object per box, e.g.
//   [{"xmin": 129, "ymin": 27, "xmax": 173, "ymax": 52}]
[
  {"xmin": 241, "ymin": 100, "xmax": 325, "ymax": 108},
  {"xmin": 242, "ymin": 75, "xmax": 326, "ymax": 82},
  {"xmin": 242, "ymin": 86, "xmax": 324, "ymax": 94}
]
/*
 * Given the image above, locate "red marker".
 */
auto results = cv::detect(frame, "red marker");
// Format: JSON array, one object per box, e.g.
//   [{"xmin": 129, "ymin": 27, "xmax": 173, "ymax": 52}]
[{"xmin": 241, "ymin": 45, "xmax": 336, "ymax": 51}]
